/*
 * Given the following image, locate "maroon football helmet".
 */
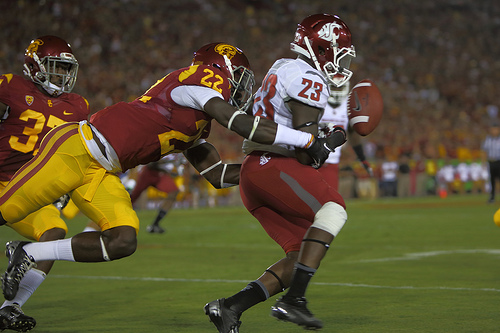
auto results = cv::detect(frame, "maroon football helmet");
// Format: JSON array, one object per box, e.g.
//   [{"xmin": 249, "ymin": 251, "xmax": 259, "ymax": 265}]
[
  {"xmin": 23, "ymin": 35, "xmax": 79, "ymax": 96},
  {"xmin": 192, "ymin": 42, "xmax": 254, "ymax": 109},
  {"xmin": 290, "ymin": 14, "xmax": 355, "ymax": 87}
]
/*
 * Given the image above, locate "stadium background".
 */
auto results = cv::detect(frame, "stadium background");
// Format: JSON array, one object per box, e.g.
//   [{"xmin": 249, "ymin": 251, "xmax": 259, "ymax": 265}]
[{"xmin": 1, "ymin": 0, "xmax": 499, "ymax": 205}]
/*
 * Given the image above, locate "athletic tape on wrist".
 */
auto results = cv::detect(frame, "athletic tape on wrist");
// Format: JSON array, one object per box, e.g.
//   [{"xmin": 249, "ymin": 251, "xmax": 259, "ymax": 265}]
[
  {"xmin": 220, "ymin": 164, "xmax": 228, "ymax": 188},
  {"xmin": 248, "ymin": 116, "xmax": 260, "ymax": 141},
  {"xmin": 199, "ymin": 160, "xmax": 222, "ymax": 175},
  {"xmin": 227, "ymin": 110, "xmax": 246, "ymax": 130}
]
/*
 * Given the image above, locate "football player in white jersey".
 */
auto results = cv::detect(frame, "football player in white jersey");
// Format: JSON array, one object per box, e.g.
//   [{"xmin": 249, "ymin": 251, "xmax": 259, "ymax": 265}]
[
  {"xmin": 205, "ymin": 14, "xmax": 355, "ymax": 332},
  {"xmin": 318, "ymin": 82, "xmax": 373, "ymax": 191}
]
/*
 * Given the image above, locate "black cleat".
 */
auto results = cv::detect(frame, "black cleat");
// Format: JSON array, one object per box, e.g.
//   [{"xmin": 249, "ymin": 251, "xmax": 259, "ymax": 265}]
[
  {"xmin": 271, "ymin": 296, "xmax": 323, "ymax": 330},
  {"xmin": 204, "ymin": 298, "xmax": 241, "ymax": 333},
  {"xmin": 2, "ymin": 242, "xmax": 36, "ymax": 301},
  {"xmin": 146, "ymin": 224, "xmax": 165, "ymax": 234},
  {"xmin": 0, "ymin": 304, "xmax": 36, "ymax": 332}
]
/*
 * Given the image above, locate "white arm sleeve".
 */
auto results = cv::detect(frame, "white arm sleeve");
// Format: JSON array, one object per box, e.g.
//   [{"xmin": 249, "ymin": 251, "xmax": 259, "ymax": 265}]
[{"xmin": 171, "ymin": 85, "xmax": 223, "ymax": 111}]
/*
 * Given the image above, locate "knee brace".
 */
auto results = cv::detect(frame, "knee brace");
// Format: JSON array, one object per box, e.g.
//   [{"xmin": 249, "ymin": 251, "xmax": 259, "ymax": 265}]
[{"xmin": 312, "ymin": 202, "xmax": 347, "ymax": 237}]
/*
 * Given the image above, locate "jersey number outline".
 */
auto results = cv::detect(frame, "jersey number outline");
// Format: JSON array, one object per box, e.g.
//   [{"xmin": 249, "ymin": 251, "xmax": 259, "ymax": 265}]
[
  {"xmin": 298, "ymin": 78, "xmax": 323, "ymax": 102},
  {"xmin": 9, "ymin": 109, "xmax": 66, "ymax": 154},
  {"xmin": 254, "ymin": 73, "xmax": 277, "ymax": 120}
]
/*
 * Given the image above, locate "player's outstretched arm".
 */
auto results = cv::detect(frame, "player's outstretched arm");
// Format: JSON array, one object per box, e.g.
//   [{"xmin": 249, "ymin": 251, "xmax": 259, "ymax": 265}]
[
  {"xmin": 203, "ymin": 97, "xmax": 346, "ymax": 168},
  {"xmin": 203, "ymin": 97, "xmax": 277, "ymax": 144},
  {"xmin": 183, "ymin": 141, "xmax": 240, "ymax": 189}
]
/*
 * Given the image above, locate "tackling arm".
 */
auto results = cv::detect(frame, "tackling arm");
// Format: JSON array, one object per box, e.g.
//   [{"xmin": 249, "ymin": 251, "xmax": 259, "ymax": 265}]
[
  {"xmin": 203, "ymin": 97, "xmax": 277, "ymax": 144},
  {"xmin": 203, "ymin": 97, "xmax": 346, "ymax": 168},
  {"xmin": 183, "ymin": 141, "xmax": 240, "ymax": 189}
]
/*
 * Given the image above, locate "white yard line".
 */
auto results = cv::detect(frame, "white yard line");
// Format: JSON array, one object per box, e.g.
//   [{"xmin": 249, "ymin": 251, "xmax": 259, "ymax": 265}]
[
  {"xmin": 50, "ymin": 274, "xmax": 500, "ymax": 293},
  {"xmin": 355, "ymin": 249, "xmax": 500, "ymax": 263}
]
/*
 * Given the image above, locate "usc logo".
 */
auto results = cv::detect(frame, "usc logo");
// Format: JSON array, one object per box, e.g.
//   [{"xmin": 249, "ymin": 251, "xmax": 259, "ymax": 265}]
[
  {"xmin": 25, "ymin": 39, "xmax": 44, "ymax": 58},
  {"xmin": 214, "ymin": 43, "xmax": 241, "ymax": 60}
]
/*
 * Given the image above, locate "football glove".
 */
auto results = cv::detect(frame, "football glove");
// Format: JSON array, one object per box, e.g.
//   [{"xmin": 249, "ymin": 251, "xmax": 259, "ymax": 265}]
[{"xmin": 306, "ymin": 126, "xmax": 347, "ymax": 169}]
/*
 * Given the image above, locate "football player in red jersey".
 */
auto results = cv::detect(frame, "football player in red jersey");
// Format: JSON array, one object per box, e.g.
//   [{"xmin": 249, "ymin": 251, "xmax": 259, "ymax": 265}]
[
  {"xmin": 204, "ymin": 14, "xmax": 355, "ymax": 332},
  {"xmin": 0, "ymin": 41, "xmax": 345, "ymax": 325},
  {"xmin": 129, "ymin": 154, "xmax": 187, "ymax": 234},
  {"xmin": 0, "ymin": 35, "xmax": 90, "ymax": 331}
]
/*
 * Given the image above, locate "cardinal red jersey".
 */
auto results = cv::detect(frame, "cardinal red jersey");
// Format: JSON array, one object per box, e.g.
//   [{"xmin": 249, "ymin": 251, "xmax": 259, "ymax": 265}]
[
  {"xmin": 90, "ymin": 64, "xmax": 230, "ymax": 171},
  {"xmin": 0, "ymin": 74, "xmax": 90, "ymax": 181}
]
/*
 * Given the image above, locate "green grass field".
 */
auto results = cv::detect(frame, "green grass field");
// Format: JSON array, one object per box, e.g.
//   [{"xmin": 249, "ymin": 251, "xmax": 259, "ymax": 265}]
[{"xmin": 1, "ymin": 194, "xmax": 499, "ymax": 332}]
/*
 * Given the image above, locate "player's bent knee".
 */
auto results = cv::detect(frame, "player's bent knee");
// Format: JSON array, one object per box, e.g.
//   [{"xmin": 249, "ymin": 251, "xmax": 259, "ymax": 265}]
[
  {"xmin": 312, "ymin": 202, "xmax": 347, "ymax": 237},
  {"xmin": 39, "ymin": 227, "xmax": 67, "ymax": 242},
  {"xmin": 103, "ymin": 226, "xmax": 138, "ymax": 260}
]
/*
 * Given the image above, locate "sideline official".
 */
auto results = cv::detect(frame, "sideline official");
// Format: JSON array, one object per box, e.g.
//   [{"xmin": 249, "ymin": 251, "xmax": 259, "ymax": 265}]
[{"xmin": 482, "ymin": 121, "xmax": 500, "ymax": 203}]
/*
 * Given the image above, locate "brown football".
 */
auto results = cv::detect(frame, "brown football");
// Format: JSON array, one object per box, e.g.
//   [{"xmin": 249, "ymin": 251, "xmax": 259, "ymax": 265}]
[{"xmin": 347, "ymin": 79, "xmax": 383, "ymax": 136}]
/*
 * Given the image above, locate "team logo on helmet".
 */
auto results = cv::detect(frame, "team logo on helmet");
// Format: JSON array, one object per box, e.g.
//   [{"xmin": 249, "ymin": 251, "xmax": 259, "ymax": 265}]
[
  {"xmin": 214, "ymin": 43, "xmax": 241, "ymax": 60},
  {"xmin": 318, "ymin": 22, "xmax": 343, "ymax": 45},
  {"xmin": 25, "ymin": 39, "xmax": 44, "ymax": 58}
]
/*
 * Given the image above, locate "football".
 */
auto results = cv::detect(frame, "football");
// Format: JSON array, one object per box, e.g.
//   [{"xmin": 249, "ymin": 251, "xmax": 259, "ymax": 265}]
[{"xmin": 347, "ymin": 79, "xmax": 383, "ymax": 136}]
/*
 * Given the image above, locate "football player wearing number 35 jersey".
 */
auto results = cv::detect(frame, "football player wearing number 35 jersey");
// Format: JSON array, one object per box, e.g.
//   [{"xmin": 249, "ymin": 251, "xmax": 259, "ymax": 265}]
[
  {"xmin": 0, "ymin": 35, "xmax": 89, "ymax": 331},
  {"xmin": 0, "ymin": 41, "xmax": 345, "ymax": 330},
  {"xmin": 205, "ymin": 14, "xmax": 356, "ymax": 332}
]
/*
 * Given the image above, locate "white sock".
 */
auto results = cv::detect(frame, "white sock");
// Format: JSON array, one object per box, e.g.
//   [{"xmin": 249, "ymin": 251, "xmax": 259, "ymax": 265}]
[
  {"xmin": 23, "ymin": 239, "xmax": 75, "ymax": 262},
  {"xmin": 1, "ymin": 268, "xmax": 46, "ymax": 308}
]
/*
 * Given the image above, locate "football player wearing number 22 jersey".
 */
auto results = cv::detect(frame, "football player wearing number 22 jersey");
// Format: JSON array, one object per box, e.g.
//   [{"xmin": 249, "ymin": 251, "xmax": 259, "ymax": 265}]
[
  {"xmin": 205, "ymin": 14, "xmax": 356, "ymax": 332},
  {"xmin": 0, "ymin": 35, "xmax": 89, "ymax": 331},
  {"xmin": 0, "ymin": 41, "xmax": 345, "ymax": 330}
]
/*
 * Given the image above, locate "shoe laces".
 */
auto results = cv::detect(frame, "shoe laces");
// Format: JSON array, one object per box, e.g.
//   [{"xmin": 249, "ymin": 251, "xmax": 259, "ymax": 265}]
[{"xmin": 9, "ymin": 256, "xmax": 35, "ymax": 284}]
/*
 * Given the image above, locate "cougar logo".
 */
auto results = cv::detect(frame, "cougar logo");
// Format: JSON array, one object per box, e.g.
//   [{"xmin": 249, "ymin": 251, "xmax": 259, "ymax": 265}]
[
  {"xmin": 318, "ymin": 22, "xmax": 342, "ymax": 44},
  {"xmin": 214, "ymin": 43, "xmax": 241, "ymax": 60},
  {"xmin": 25, "ymin": 39, "xmax": 44, "ymax": 58}
]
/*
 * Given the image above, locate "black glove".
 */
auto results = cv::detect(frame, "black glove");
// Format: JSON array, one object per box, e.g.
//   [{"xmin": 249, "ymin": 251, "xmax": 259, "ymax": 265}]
[
  {"xmin": 353, "ymin": 144, "xmax": 374, "ymax": 177},
  {"xmin": 53, "ymin": 194, "xmax": 70, "ymax": 210},
  {"xmin": 306, "ymin": 126, "xmax": 347, "ymax": 169}
]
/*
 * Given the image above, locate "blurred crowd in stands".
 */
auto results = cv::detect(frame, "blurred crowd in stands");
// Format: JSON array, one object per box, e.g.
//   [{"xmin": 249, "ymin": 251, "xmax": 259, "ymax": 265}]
[{"xmin": 1, "ymin": 0, "xmax": 499, "ymax": 205}]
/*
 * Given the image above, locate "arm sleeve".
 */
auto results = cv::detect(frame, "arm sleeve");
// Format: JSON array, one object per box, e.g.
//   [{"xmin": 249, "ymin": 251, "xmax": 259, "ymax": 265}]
[{"xmin": 171, "ymin": 85, "xmax": 223, "ymax": 111}]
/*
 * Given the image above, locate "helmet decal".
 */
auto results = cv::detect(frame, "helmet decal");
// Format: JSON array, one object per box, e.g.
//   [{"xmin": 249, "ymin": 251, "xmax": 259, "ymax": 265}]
[
  {"xmin": 25, "ymin": 39, "xmax": 44, "ymax": 59},
  {"xmin": 214, "ymin": 43, "xmax": 241, "ymax": 60},
  {"xmin": 317, "ymin": 22, "xmax": 343, "ymax": 46}
]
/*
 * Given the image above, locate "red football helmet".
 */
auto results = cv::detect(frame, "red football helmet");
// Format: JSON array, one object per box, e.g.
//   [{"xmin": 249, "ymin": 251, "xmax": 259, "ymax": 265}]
[
  {"xmin": 290, "ymin": 14, "xmax": 355, "ymax": 87},
  {"xmin": 192, "ymin": 42, "xmax": 254, "ymax": 109},
  {"xmin": 23, "ymin": 35, "xmax": 79, "ymax": 96}
]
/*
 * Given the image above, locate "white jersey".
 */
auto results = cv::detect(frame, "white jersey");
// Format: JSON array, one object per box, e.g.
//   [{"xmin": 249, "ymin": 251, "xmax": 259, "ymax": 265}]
[
  {"xmin": 242, "ymin": 58, "xmax": 329, "ymax": 156},
  {"xmin": 320, "ymin": 98, "xmax": 349, "ymax": 164}
]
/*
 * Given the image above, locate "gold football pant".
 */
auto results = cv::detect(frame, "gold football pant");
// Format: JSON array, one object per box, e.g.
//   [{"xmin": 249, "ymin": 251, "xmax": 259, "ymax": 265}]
[
  {"xmin": 0, "ymin": 123, "xmax": 139, "ymax": 233},
  {"xmin": 0, "ymin": 180, "xmax": 68, "ymax": 241}
]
